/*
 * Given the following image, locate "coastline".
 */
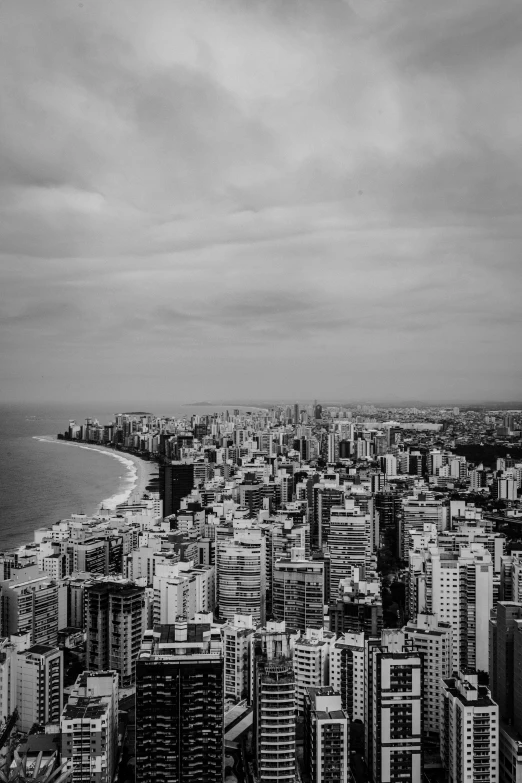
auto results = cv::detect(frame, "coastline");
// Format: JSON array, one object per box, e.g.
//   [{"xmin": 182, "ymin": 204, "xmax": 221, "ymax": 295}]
[{"xmin": 32, "ymin": 436, "xmax": 156, "ymax": 512}]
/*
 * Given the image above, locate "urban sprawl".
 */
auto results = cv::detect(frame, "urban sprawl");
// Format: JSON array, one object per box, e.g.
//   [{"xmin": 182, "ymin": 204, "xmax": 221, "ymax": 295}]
[{"xmin": 2, "ymin": 402, "xmax": 522, "ymax": 783}]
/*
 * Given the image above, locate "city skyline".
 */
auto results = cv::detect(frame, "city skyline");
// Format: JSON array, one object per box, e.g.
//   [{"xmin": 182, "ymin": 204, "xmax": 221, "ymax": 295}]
[{"xmin": 1, "ymin": 0, "xmax": 521, "ymax": 405}]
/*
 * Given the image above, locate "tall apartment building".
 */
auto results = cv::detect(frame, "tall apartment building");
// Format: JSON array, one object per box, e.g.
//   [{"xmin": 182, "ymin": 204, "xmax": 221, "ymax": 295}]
[
  {"xmin": 501, "ymin": 552, "xmax": 522, "ymax": 603},
  {"xmin": 441, "ymin": 671, "xmax": 499, "ymax": 783},
  {"xmin": 217, "ymin": 533, "xmax": 266, "ymax": 624},
  {"xmin": 375, "ymin": 492, "xmax": 402, "ymax": 531},
  {"xmin": 329, "ymin": 632, "xmax": 365, "ymax": 721},
  {"xmin": 268, "ymin": 518, "xmax": 310, "ymax": 590},
  {"xmin": 0, "ymin": 637, "xmax": 17, "ymax": 721},
  {"xmin": 489, "ymin": 602, "xmax": 522, "ymax": 783},
  {"xmin": 272, "ymin": 548, "xmax": 324, "ymax": 630},
  {"xmin": 16, "ymin": 644, "xmax": 63, "ymax": 732},
  {"xmin": 303, "ymin": 687, "xmax": 349, "ymax": 783},
  {"xmin": 403, "ymin": 612, "xmax": 452, "ymax": 738},
  {"xmin": 0, "ymin": 575, "xmax": 59, "ymax": 646},
  {"xmin": 293, "ymin": 628, "xmax": 336, "ymax": 714},
  {"xmin": 160, "ymin": 461, "xmax": 195, "ymax": 516},
  {"xmin": 85, "ymin": 580, "xmax": 146, "ymax": 687},
  {"xmin": 366, "ymin": 631, "xmax": 424, "ymax": 783},
  {"xmin": 253, "ymin": 622, "xmax": 298, "ymax": 782},
  {"xmin": 222, "ymin": 613, "xmax": 255, "ymax": 703},
  {"xmin": 490, "ymin": 602, "xmax": 522, "ymax": 724},
  {"xmin": 401, "ymin": 495, "xmax": 447, "ymax": 559},
  {"xmin": 61, "ymin": 670, "xmax": 119, "ymax": 783},
  {"xmin": 329, "ymin": 567, "xmax": 382, "ymax": 637},
  {"xmin": 328, "ymin": 502, "xmax": 370, "ymax": 600},
  {"xmin": 313, "ymin": 484, "xmax": 344, "ymax": 549},
  {"xmin": 135, "ymin": 623, "xmax": 224, "ymax": 783},
  {"xmin": 437, "ymin": 526, "xmax": 506, "ymax": 573},
  {"xmin": 254, "ymin": 656, "xmax": 296, "ymax": 783},
  {"xmin": 408, "ymin": 544, "xmax": 493, "ymax": 672}
]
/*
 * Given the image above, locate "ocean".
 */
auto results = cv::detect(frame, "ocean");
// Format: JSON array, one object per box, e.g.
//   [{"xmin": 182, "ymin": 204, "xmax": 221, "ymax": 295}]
[{"xmin": 0, "ymin": 402, "xmax": 263, "ymax": 552}]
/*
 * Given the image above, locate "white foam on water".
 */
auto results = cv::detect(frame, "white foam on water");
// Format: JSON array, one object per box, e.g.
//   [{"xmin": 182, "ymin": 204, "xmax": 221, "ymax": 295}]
[{"xmin": 32, "ymin": 436, "xmax": 139, "ymax": 511}]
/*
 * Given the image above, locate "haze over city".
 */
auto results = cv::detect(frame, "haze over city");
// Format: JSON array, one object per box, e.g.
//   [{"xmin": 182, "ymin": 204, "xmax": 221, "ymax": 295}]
[{"xmin": 1, "ymin": 0, "xmax": 521, "ymax": 404}]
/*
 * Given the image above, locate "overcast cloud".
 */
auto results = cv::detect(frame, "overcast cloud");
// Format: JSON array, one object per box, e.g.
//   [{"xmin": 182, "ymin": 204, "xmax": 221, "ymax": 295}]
[{"xmin": 1, "ymin": 0, "xmax": 521, "ymax": 405}]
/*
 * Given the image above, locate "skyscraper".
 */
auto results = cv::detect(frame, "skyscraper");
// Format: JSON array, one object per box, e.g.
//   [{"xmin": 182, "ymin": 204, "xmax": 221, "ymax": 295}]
[
  {"xmin": 403, "ymin": 612, "xmax": 452, "ymax": 739},
  {"xmin": 85, "ymin": 580, "xmax": 146, "ymax": 687},
  {"xmin": 328, "ymin": 502, "xmax": 370, "ymax": 600},
  {"xmin": 16, "ymin": 644, "xmax": 63, "ymax": 732},
  {"xmin": 135, "ymin": 623, "xmax": 224, "ymax": 783},
  {"xmin": 441, "ymin": 671, "xmax": 499, "ymax": 783},
  {"xmin": 303, "ymin": 687, "xmax": 349, "ymax": 783},
  {"xmin": 366, "ymin": 631, "xmax": 424, "ymax": 783},
  {"xmin": 254, "ymin": 657, "xmax": 296, "ymax": 783},
  {"xmin": 222, "ymin": 614, "xmax": 255, "ymax": 703},
  {"xmin": 0, "ymin": 574, "xmax": 59, "ymax": 647},
  {"xmin": 217, "ymin": 532, "xmax": 266, "ymax": 624},
  {"xmin": 61, "ymin": 670, "xmax": 119, "ymax": 783},
  {"xmin": 489, "ymin": 602, "xmax": 522, "ymax": 724},
  {"xmin": 160, "ymin": 461, "xmax": 195, "ymax": 517},
  {"xmin": 272, "ymin": 548, "xmax": 324, "ymax": 630}
]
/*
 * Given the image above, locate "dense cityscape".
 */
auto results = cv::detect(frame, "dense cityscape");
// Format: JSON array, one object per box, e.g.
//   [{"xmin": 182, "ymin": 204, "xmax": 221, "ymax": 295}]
[{"xmin": 0, "ymin": 402, "xmax": 521, "ymax": 783}]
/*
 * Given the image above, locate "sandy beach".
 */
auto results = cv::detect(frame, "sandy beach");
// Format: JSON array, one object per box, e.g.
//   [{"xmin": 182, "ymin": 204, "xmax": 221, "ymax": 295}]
[
  {"xmin": 32, "ymin": 435, "xmax": 158, "ymax": 511},
  {"xmin": 120, "ymin": 452, "xmax": 157, "ymax": 504}
]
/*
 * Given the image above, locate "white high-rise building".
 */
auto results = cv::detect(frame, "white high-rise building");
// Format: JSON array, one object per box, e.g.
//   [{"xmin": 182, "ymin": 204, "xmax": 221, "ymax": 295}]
[
  {"xmin": 222, "ymin": 613, "xmax": 255, "ymax": 703},
  {"xmin": 381, "ymin": 454, "xmax": 397, "ymax": 476},
  {"xmin": 431, "ymin": 544, "xmax": 493, "ymax": 672},
  {"xmin": 441, "ymin": 671, "xmax": 499, "ymax": 783},
  {"xmin": 217, "ymin": 530, "xmax": 266, "ymax": 624},
  {"xmin": 293, "ymin": 628, "xmax": 336, "ymax": 714},
  {"xmin": 328, "ymin": 501, "xmax": 371, "ymax": 599},
  {"xmin": 401, "ymin": 494, "xmax": 447, "ymax": 558},
  {"xmin": 403, "ymin": 612, "xmax": 452, "ymax": 737},
  {"xmin": 16, "ymin": 645, "xmax": 63, "ymax": 732},
  {"xmin": 304, "ymin": 687, "xmax": 349, "ymax": 783},
  {"xmin": 61, "ymin": 670, "xmax": 119, "ymax": 783},
  {"xmin": 408, "ymin": 544, "xmax": 493, "ymax": 672},
  {"xmin": 366, "ymin": 631, "xmax": 424, "ymax": 783},
  {"xmin": 329, "ymin": 632, "xmax": 365, "ymax": 721},
  {"xmin": 327, "ymin": 433, "xmax": 340, "ymax": 464}
]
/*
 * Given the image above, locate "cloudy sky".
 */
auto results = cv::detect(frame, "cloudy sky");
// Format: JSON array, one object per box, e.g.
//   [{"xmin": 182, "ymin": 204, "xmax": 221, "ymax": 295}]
[{"xmin": 1, "ymin": 0, "xmax": 521, "ymax": 406}]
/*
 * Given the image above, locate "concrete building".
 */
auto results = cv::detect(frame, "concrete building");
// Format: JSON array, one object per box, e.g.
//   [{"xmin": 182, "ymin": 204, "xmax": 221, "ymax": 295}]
[
  {"xmin": 401, "ymin": 495, "xmax": 447, "ymax": 559},
  {"xmin": 304, "ymin": 687, "xmax": 349, "ymax": 783},
  {"xmin": 254, "ymin": 656, "xmax": 296, "ymax": 783},
  {"xmin": 61, "ymin": 671, "xmax": 119, "ymax": 783},
  {"xmin": 441, "ymin": 671, "xmax": 499, "ymax": 783},
  {"xmin": 490, "ymin": 602, "xmax": 522, "ymax": 725},
  {"xmin": 328, "ymin": 501, "xmax": 371, "ymax": 600},
  {"xmin": 272, "ymin": 548, "xmax": 324, "ymax": 630},
  {"xmin": 85, "ymin": 580, "xmax": 146, "ymax": 687},
  {"xmin": 293, "ymin": 628, "xmax": 336, "ymax": 715},
  {"xmin": 408, "ymin": 544, "xmax": 493, "ymax": 672},
  {"xmin": 222, "ymin": 614, "xmax": 255, "ymax": 703},
  {"xmin": 0, "ymin": 575, "xmax": 59, "ymax": 647},
  {"xmin": 329, "ymin": 567, "xmax": 382, "ymax": 637},
  {"xmin": 329, "ymin": 632, "xmax": 365, "ymax": 721},
  {"xmin": 499, "ymin": 724, "xmax": 522, "ymax": 783},
  {"xmin": 16, "ymin": 644, "xmax": 63, "ymax": 732},
  {"xmin": 366, "ymin": 631, "xmax": 424, "ymax": 783},
  {"xmin": 217, "ymin": 533, "xmax": 266, "ymax": 624},
  {"xmin": 0, "ymin": 636, "xmax": 18, "ymax": 722},
  {"xmin": 403, "ymin": 613, "xmax": 452, "ymax": 737},
  {"xmin": 136, "ymin": 623, "xmax": 224, "ymax": 783}
]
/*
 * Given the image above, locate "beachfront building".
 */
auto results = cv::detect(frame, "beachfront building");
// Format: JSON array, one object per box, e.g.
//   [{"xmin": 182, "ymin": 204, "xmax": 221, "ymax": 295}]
[{"xmin": 0, "ymin": 573, "xmax": 60, "ymax": 647}]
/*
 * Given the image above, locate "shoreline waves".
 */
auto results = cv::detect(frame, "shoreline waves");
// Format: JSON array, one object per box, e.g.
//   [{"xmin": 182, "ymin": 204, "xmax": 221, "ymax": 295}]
[{"xmin": 32, "ymin": 436, "xmax": 156, "ymax": 512}]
